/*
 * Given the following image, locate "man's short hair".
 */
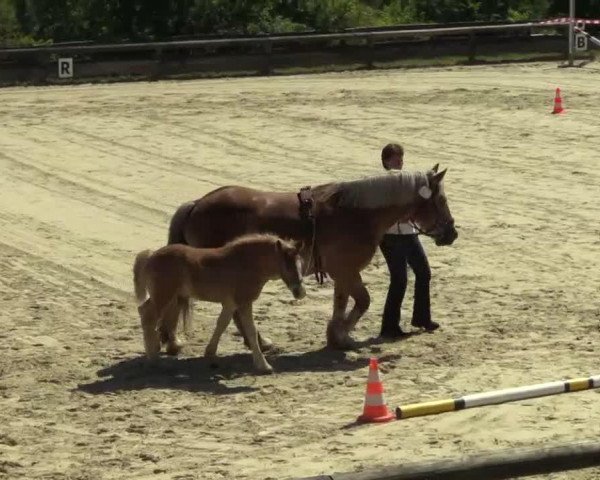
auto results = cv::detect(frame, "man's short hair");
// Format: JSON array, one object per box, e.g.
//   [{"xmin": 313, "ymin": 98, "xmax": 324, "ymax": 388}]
[{"xmin": 381, "ymin": 143, "xmax": 404, "ymax": 169}]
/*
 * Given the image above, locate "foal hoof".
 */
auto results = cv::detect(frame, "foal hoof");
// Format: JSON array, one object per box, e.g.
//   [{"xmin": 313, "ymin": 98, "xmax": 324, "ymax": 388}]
[
  {"xmin": 243, "ymin": 336, "xmax": 275, "ymax": 353},
  {"xmin": 259, "ymin": 336, "xmax": 274, "ymax": 352},
  {"xmin": 165, "ymin": 342, "xmax": 183, "ymax": 356},
  {"xmin": 256, "ymin": 364, "xmax": 274, "ymax": 375},
  {"xmin": 144, "ymin": 352, "xmax": 160, "ymax": 366}
]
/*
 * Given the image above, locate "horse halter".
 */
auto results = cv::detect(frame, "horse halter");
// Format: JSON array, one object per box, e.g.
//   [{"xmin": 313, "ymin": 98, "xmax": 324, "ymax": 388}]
[
  {"xmin": 408, "ymin": 191, "xmax": 453, "ymax": 239},
  {"xmin": 410, "ymin": 218, "xmax": 452, "ymax": 238}
]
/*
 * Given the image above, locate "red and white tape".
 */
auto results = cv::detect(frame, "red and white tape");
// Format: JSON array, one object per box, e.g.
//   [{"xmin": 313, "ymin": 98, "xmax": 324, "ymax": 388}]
[{"xmin": 540, "ymin": 17, "xmax": 600, "ymax": 25}]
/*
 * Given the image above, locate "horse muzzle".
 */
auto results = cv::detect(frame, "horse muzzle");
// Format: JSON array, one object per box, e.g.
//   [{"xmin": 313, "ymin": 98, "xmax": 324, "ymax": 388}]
[{"xmin": 434, "ymin": 225, "xmax": 458, "ymax": 246}]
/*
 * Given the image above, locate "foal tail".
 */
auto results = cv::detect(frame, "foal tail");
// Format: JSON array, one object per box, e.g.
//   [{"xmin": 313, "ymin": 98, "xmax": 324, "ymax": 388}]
[{"xmin": 133, "ymin": 249, "xmax": 153, "ymax": 304}]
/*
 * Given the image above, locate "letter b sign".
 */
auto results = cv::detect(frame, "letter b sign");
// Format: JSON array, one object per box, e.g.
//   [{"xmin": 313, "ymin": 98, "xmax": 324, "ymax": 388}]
[{"xmin": 575, "ymin": 34, "xmax": 588, "ymax": 51}]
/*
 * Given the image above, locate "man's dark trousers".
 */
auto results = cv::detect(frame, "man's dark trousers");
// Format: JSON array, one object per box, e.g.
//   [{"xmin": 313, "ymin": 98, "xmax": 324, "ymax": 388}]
[{"xmin": 379, "ymin": 233, "xmax": 431, "ymax": 336}]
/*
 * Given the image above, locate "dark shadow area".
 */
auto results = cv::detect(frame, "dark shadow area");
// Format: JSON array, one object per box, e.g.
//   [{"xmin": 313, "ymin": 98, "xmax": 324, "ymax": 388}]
[
  {"xmin": 75, "ymin": 340, "xmax": 401, "ymax": 396},
  {"xmin": 76, "ymin": 355, "xmax": 258, "ymax": 396},
  {"xmin": 373, "ymin": 330, "xmax": 425, "ymax": 343}
]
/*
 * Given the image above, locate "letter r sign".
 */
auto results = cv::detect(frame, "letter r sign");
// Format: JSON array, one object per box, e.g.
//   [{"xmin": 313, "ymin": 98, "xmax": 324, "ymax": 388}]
[{"xmin": 58, "ymin": 58, "xmax": 73, "ymax": 78}]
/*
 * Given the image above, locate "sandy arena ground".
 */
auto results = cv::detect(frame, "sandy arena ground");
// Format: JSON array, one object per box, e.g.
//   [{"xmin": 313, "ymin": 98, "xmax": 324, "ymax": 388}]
[{"xmin": 1, "ymin": 62, "xmax": 599, "ymax": 480}]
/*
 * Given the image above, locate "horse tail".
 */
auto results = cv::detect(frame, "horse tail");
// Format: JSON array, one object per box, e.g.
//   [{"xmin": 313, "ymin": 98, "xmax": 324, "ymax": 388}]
[
  {"xmin": 179, "ymin": 297, "xmax": 193, "ymax": 337},
  {"xmin": 167, "ymin": 201, "xmax": 197, "ymax": 336},
  {"xmin": 168, "ymin": 200, "xmax": 195, "ymax": 245},
  {"xmin": 133, "ymin": 249, "xmax": 153, "ymax": 304}
]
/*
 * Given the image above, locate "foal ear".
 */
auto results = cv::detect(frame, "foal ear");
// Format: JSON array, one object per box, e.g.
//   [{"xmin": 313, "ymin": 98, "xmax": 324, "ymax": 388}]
[
  {"xmin": 276, "ymin": 239, "xmax": 283, "ymax": 252},
  {"xmin": 431, "ymin": 163, "xmax": 440, "ymax": 173}
]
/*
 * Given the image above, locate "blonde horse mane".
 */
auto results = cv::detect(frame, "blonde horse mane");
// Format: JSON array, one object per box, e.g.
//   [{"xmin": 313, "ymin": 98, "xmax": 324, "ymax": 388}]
[
  {"xmin": 224, "ymin": 232, "xmax": 295, "ymax": 249},
  {"xmin": 328, "ymin": 170, "xmax": 428, "ymax": 209}
]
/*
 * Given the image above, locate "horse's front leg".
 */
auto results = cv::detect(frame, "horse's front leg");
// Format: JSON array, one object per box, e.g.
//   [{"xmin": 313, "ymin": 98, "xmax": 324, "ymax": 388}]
[
  {"xmin": 237, "ymin": 302, "xmax": 273, "ymax": 374},
  {"xmin": 345, "ymin": 281, "xmax": 370, "ymax": 333},
  {"xmin": 233, "ymin": 311, "xmax": 274, "ymax": 353},
  {"xmin": 204, "ymin": 304, "xmax": 235, "ymax": 360},
  {"xmin": 326, "ymin": 282, "xmax": 350, "ymax": 349},
  {"xmin": 330, "ymin": 275, "xmax": 370, "ymax": 350}
]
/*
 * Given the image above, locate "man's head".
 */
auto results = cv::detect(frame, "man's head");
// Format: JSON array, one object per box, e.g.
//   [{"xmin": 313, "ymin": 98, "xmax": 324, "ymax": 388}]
[{"xmin": 381, "ymin": 143, "xmax": 404, "ymax": 170}]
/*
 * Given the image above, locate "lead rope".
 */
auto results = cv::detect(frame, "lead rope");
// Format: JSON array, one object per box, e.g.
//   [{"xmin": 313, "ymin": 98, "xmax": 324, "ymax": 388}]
[
  {"xmin": 303, "ymin": 218, "xmax": 316, "ymax": 278},
  {"xmin": 305, "ymin": 216, "xmax": 325, "ymax": 285},
  {"xmin": 298, "ymin": 186, "xmax": 325, "ymax": 285}
]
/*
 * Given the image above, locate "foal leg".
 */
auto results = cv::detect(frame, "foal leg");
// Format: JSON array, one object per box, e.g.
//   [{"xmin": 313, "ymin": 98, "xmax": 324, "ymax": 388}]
[
  {"xmin": 326, "ymin": 282, "xmax": 350, "ymax": 349},
  {"xmin": 138, "ymin": 299, "xmax": 160, "ymax": 360},
  {"xmin": 159, "ymin": 298, "xmax": 184, "ymax": 356},
  {"xmin": 237, "ymin": 302, "xmax": 273, "ymax": 374},
  {"xmin": 233, "ymin": 311, "xmax": 274, "ymax": 353},
  {"xmin": 204, "ymin": 304, "xmax": 235, "ymax": 360}
]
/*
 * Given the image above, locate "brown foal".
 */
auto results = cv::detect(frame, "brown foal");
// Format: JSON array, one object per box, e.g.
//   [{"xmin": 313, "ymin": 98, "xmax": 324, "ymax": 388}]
[{"xmin": 132, "ymin": 233, "xmax": 305, "ymax": 373}]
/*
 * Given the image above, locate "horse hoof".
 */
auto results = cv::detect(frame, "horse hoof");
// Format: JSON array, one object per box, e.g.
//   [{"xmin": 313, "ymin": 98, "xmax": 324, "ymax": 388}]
[
  {"xmin": 256, "ymin": 365, "xmax": 274, "ymax": 375},
  {"xmin": 326, "ymin": 334, "xmax": 357, "ymax": 351},
  {"xmin": 144, "ymin": 338, "xmax": 161, "ymax": 357},
  {"xmin": 204, "ymin": 345, "xmax": 217, "ymax": 358},
  {"xmin": 166, "ymin": 342, "xmax": 183, "ymax": 356},
  {"xmin": 259, "ymin": 336, "xmax": 274, "ymax": 352}
]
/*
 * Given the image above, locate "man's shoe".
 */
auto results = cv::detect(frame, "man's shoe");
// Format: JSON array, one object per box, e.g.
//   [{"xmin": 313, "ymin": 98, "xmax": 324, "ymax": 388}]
[
  {"xmin": 412, "ymin": 320, "xmax": 440, "ymax": 332},
  {"xmin": 380, "ymin": 327, "xmax": 407, "ymax": 339}
]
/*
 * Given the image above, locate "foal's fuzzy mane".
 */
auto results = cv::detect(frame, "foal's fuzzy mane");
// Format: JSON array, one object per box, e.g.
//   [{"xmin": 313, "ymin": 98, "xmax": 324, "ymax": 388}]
[{"xmin": 320, "ymin": 170, "xmax": 428, "ymax": 209}]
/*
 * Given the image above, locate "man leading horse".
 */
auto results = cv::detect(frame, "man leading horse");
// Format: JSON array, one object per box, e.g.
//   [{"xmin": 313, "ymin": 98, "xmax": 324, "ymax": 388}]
[{"xmin": 163, "ymin": 164, "xmax": 457, "ymax": 352}]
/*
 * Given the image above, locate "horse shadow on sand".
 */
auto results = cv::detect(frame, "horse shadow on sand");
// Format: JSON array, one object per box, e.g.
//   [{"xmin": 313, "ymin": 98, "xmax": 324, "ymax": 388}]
[{"xmin": 76, "ymin": 334, "xmax": 412, "ymax": 397}]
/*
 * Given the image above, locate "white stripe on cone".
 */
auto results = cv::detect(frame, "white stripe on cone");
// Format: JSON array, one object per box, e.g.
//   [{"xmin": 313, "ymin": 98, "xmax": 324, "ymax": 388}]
[
  {"xmin": 367, "ymin": 367, "xmax": 382, "ymax": 383},
  {"xmin": 364, "ymin": 392, "xmax": 386, "ymax": 406}
]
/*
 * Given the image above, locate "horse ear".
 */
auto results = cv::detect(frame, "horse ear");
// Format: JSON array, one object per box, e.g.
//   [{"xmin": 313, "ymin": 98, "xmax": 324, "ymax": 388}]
[
  {"xmin": 430, "ymin": 168, "xmax": 447, "ymax": 188},
  {"xmin": 276, "ymin": 239, "xmax": 283, "ymax": 252},
  {"xmin": 432, "ymin": 163, "xmax": 440, "ymax": 173}
]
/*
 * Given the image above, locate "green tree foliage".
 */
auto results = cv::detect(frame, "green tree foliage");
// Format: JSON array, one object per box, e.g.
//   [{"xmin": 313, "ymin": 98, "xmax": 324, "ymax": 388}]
[
  {"xmin": 507, "ymin": 0, "xmax": 550, "ymax": 21},
  {"xmin": 1, "ymin": 0, "xmax": 599, "ymax": 45},
  {"xmin": 0, "ymin": 0, "xmax": 20, "ymax": 40},
  {"xmin": 548, "ymin": 0, "xmax": 600, "ymax": 17}
]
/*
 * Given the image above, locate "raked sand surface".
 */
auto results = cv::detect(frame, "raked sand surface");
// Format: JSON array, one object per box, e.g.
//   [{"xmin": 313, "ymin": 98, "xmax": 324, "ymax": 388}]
[{"xmin": 1, "ymin": 62, "xmax": 599, "ymax": 479}]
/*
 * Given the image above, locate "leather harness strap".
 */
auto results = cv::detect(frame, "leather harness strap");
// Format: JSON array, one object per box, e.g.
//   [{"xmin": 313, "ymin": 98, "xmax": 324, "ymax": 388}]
[{"xmin": 297, "ymin": 186, "xmax": 326, "ymax": 285}]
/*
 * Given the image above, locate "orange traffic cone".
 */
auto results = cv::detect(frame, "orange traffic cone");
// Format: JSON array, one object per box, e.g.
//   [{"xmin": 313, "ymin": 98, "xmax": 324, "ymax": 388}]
[
  {"xmin": 357, "ymin": 357, "xmax": 395, "ymax": 423},
  {"xmin": 552, "ymin": 87, "xmax": 564, "ymax": 114}
]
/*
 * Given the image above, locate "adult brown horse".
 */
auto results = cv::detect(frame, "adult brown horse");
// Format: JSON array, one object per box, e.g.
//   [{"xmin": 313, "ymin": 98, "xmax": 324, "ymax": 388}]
[{"xmin": 165, "ymin": 165, "xmax": 457, "ymax": 351}]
